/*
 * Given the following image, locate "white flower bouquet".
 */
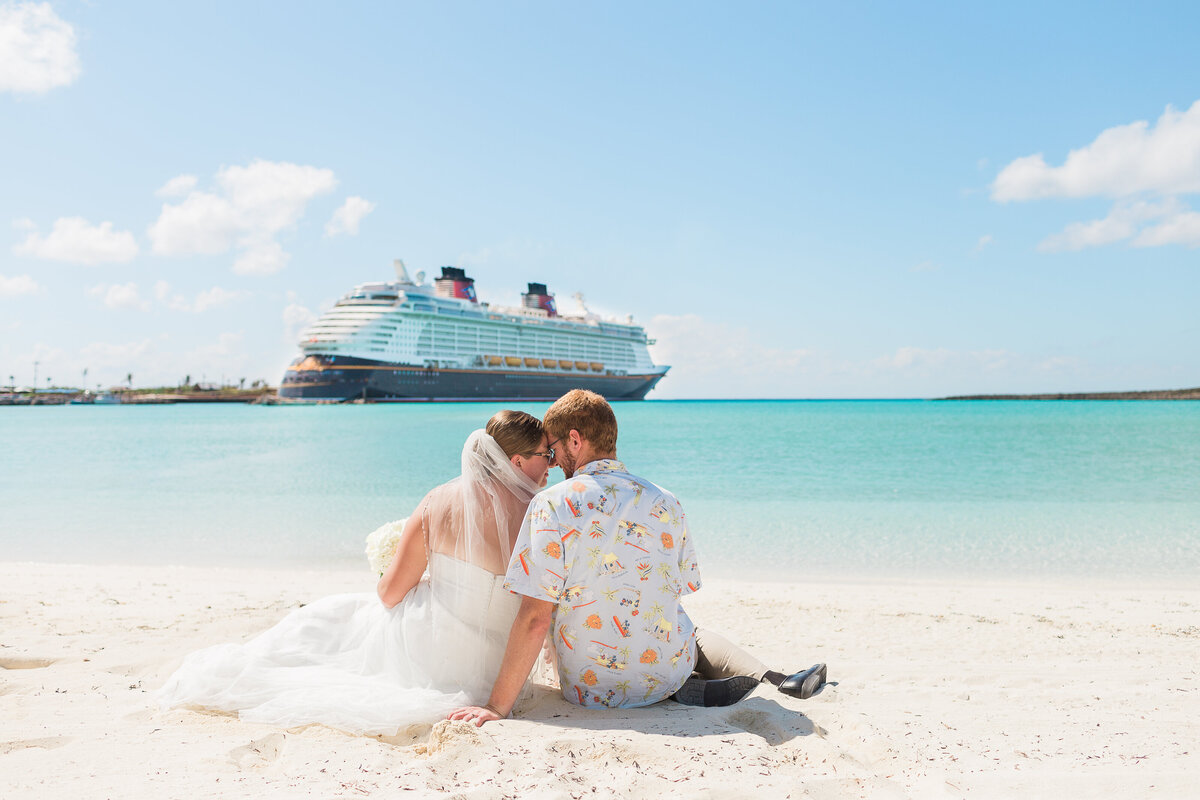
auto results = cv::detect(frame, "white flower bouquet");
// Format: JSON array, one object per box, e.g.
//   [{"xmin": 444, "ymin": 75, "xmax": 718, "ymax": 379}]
[{"xmin": 365, "ymin": 518, "xmax": 407, "ymax": 576}]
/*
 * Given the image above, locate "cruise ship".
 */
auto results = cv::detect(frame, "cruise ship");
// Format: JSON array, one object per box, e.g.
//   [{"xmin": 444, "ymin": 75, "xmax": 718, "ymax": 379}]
[{"xmin": 278, "ymin": 260, "xmax": 669, "ymax": 401}]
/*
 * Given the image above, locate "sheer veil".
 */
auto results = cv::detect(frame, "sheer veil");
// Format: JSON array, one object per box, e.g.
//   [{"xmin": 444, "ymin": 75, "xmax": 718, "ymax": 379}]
[
  {"xmin": 424, "ymin": 429, "xmax": 541, "ymax": 575},
  {"xmin": 415, "ymin": 429, "xmax": 544, "ymax": 706}
]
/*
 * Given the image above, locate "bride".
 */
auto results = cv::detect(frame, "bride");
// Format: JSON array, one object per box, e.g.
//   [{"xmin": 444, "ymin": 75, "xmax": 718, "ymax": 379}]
[{"xmin": 156, "ymin": 410, "xmax": 553, "ymax": 736}]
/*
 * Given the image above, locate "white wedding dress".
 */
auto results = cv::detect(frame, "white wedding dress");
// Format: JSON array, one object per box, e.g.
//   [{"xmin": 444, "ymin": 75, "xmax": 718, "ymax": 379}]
[
  {"xmin": 157, "ymin": 553, "xmax": 522, "ymax": 735},
  {"xmin": 158, "ymin": 429, "xmax": 543, "ymax": 736}
]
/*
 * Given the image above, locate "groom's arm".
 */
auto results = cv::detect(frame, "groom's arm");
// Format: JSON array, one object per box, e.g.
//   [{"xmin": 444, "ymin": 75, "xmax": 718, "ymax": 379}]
[{"xmin": 448, "ymin": 595, "xmax": 553, "ymax": 726}]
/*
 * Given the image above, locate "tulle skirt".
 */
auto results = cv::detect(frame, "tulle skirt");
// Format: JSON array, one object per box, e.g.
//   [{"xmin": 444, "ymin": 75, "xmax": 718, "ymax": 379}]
[{"xmin": 157, "ymin": 555, "xmax": 521, "ymax": 735}]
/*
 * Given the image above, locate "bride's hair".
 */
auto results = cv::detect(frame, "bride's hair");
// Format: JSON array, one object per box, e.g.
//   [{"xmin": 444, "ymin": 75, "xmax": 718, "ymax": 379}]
[{"xmin": 485, "ymin": 410, "xmax": 544, "ymax": 459}]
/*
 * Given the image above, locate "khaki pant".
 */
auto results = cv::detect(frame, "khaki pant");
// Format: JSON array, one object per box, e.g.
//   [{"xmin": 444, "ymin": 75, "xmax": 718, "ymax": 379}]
[{"xmin": 693, "ymin": 627, "xmax": 769, "ymax": 681}]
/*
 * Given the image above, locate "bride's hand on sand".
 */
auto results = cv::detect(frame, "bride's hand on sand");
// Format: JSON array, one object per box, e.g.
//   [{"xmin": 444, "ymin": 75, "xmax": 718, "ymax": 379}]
[{"xmin": 448, "ymin": 705, "xmax": 502, "ymax": 727}]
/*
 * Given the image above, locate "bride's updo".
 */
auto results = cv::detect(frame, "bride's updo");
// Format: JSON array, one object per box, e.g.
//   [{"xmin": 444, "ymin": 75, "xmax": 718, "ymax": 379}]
[{"xmin": 486, "ymin": 410, "xmax": 544, "ymax": 459}]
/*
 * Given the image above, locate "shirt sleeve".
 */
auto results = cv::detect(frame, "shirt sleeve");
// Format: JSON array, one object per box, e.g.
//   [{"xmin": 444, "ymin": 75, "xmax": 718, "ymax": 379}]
[
  {"xmin": 676, "ymin": 502, "xmax": 702, "ymax": 596},
  {"xmin": 503, "ymin": 494, "xmax": 568, "ymax": 602}
]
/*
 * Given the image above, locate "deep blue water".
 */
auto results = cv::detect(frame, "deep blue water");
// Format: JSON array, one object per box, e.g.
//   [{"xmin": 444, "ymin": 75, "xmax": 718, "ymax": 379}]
[{"xmin": 2, "ymin": 400, "xmax": 1197, "ymax": 583}]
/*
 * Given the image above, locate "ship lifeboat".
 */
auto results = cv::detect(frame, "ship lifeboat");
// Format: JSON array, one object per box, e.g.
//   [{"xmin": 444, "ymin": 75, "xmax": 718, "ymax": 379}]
[
  {"xmin": 486, "ymin": 355, "xmax": 502, "ymax": 366},
  {"xmin": 505, "ymin": 356, "xmax": 522, "ymax": 367},
  {"xmin": 590, "ymin": 362, "xmax": 604, "ymax": 372},
  {"xmin": 524, "ymin": 357, "xmax": 540, "ymax": 367},
  {"xmin": 575, "ymin": 361, "xmax": 589, "ymax": 370},
  {"xmin": 559, "ymin": 360, "xmax": 574, "ymax": 369},
  {"xmin": 542, "ymin": 359, "xmax": 558, "ymax": 368}
]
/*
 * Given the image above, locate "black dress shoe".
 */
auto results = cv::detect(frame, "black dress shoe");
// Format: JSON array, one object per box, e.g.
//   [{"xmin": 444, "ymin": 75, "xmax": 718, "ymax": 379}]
[
  {"xmin": 672, "ymin": 675, "xmax": 761, "ymax": 707},
  {"xmin": 778, "ymin": 663, "xmax": 827, "ymax": 699}
]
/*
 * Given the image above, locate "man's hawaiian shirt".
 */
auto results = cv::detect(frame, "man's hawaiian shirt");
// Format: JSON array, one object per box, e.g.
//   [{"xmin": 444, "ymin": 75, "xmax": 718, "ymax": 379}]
[{"xmin": 505, "ymin": 459, "xmax": 702, "ymax": 708}]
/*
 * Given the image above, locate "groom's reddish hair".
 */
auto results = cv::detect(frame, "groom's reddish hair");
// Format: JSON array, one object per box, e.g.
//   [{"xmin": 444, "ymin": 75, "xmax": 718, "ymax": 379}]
[{"xmin": 544, "ymin": 389, "xmax": 617, "ymax": 455}]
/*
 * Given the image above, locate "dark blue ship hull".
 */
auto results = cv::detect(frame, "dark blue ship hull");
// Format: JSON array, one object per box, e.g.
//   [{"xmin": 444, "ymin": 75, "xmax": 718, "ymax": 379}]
[{"xmin": 279, "ymin": 356, "xmax": 665, "ymax": 402}]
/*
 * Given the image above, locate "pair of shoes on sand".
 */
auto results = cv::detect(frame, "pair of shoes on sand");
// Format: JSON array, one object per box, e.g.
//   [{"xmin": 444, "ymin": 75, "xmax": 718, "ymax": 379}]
[{"xmin": 673, "ymin": 663, "xmax": 827, "ymax": 707}]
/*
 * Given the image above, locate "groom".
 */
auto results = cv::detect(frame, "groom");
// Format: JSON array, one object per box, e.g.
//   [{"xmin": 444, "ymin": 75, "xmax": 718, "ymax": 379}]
[{"xmin": 450, "ymin": 389, "xmax": 826, "ymax": 725}]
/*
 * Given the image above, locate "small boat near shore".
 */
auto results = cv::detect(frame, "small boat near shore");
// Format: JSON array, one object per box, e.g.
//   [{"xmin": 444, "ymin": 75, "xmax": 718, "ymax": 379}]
[{"xmin": 68, "ymin": 391, "xmax": 123, "ymax": 405}]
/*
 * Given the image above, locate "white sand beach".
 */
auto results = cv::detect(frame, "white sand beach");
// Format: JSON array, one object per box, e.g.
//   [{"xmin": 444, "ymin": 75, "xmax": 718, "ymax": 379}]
[{"xmin": 2, "ymin": 562, "xmax": 1197, "ymax": 798}]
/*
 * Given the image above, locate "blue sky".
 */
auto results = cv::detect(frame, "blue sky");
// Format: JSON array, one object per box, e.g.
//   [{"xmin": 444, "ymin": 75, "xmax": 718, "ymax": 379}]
[{"xmin": 2, "ymin": 1, "xmax": 1198, "ymax": 398}]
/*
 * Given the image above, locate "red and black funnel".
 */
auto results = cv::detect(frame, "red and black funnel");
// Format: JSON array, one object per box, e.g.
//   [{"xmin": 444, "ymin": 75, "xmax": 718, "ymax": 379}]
[{"xmin": 522, "ymin": 282, "xmax": 558, "ymax": 316}]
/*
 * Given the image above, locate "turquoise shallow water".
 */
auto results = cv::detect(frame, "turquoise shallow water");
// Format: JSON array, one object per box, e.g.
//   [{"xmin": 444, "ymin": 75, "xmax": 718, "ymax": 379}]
[{"xmin": 1, "ymin": 400, "xmax": 1198, "ymax": 582}]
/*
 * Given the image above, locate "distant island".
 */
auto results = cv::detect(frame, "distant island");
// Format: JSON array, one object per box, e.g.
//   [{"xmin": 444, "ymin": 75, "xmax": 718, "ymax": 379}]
[
  {"xmin": 940, "ymin": 387, "xmax": 1200, "ymax": 401},
  {"xmin": 0, "ymin": 382, "xmax": 275, "ymax": 406}
]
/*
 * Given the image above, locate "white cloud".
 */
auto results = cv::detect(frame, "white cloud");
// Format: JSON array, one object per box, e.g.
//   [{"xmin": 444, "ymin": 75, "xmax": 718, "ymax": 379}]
[
  {"xmin": 1037, "ymin": 356, "xmax": 1085, "ymax": 373},
  {"xmin": 0, "ymin": 1, "xmax": 80, "ymax": 94},
  {"xmin": 233, "ymin": 240, "xmax": 288, "ymax": 276},
  {"xmin": 973, "ymin": 234, "xmax": 994, "ymax": 253},
  {"xmin": 156, "ymin": 174, "xmax": 198, "ymax": 198},
  {"xmin": 992, "ymin": 100, "xmax": 1200, "ymax": 202},
  {"xmin": 150, "ymin": 279, "xmax": 249, "ymax": 311},
  {"xmin": 18, "ymin": 331, "xmax": 277, "ymax": 390},
  {"xmin": 154, "ymin": 279, "xmax": 190, "ymax": 311},
  {"xmin": 911, "ymin": 260, "xmax": 938, "ymax": 273},
  {"xmin": 1133, "ymin": 209, "xmax": 1200, "ymax": 248},
  {"xmin": 325, "ymin": 196, "xmax": 375, "ymax": 236},
  {"xmin": 188, "ymin": 332, "xmax": 252, "ymax": 382},
  {"xmin": 80, "ymin": 338, "xmax": 154, "ymax": 365},
  {"xmin": 193, "ymin": 285, "xmax": 249, "ymax": 312},
  {"xmin": 283, "ymin": 299, "xmax": 317, "ymax": 342},
  {"xmin": 148, "ymin": 190, "xmax": 239, "ymax": 255},
  {"xmin": 13, "ymin": 217, "xmax": 139, "ymax": 264},
  {"xmin": 73, "ymin": 339, "xmax": 156, "ymax": 387},
  {"xmin": 178, "ymin": 333, "xmax": 257, "ymax": 385},
  {"xmin": 1037, "ymin": 199, "xmax": 1179, "ymax": 252},
  {"xmin": 871, "ymin": 346, "xmax": 1014, "ymax": 374},
  {"xmin": 645, "ymin": 313, "xmax": 1080, "ymax": 398},
  {"xmin": 69, "ymin": 333, "xmax": 250, "ymax": 388},
  {"xmin": 147, "ymin": 159, "xmax": 337, "ymax": 275},
  {"xmin": 192, "ymin": 331, "xmax": 243, "ymax": 360},
  {"xmin": 89, "ymin": 282, "xmax": 149, "ymax": 311},
  {"xmin": 647, "ymin": 313, "xmax": 816, "ymax": 397},
  {"xmin": 0, "ymin": 272, "xmax": 39, "ymax": 296},
  {"xmin": 992, "ymin": 100, "xmax": 1200, "ymax": 251}
]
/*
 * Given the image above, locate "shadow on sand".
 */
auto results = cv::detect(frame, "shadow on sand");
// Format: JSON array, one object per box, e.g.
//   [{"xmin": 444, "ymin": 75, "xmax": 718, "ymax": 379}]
[{"xmin": 513, "ymin": 683, "xmax": 824, "ymax": 746}]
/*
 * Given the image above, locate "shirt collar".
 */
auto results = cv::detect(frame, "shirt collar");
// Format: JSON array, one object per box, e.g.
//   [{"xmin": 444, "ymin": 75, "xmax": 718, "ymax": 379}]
[{"xmin": 575, "ymin": 458, "xmax": 627, "ymax": 477}]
